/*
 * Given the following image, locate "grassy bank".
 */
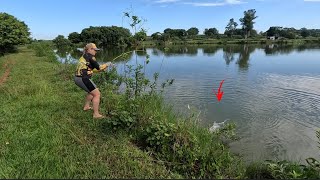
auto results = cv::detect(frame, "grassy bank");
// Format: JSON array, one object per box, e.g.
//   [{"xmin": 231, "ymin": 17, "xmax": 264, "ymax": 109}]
[{"xmin": 0, "ymin": 47, "xmax": 180, "ymax": 178}]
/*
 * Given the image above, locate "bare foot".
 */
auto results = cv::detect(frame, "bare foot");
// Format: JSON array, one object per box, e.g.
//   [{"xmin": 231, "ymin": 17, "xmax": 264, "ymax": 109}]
[
  {"xmin": 83, "ymin": 106, "xmax": 92, "ymax": 111},
  {"xmin": 93, "ymin": 114, "xmax": 106, "ymax": 119}
]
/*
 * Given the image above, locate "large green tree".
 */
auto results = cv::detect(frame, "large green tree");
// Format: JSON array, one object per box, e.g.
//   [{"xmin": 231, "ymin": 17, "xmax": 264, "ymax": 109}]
[
  {"xmin": 266, "ymin": 26, "xmax": 282, "ymax": 37},
  {"xmin": 266, "ymin": 26, "xmax": 299, "ymax": 39},
  {"xmin": 239, "ymin": 9, "xmax": 258, "ymax": 38},
  {"xmin": 68, "ymin": 32, "xmax": 81, "ymax": 44},
  {"xmin": 80, "ymin": 26, "xmax": 131, "ymax": 47},
  {"xmin": 300, "ymin": 28, "xmax": 310, "ymax": 38},
  {"xmin": 187, "ymin": 27, "xmax": 199, "ymax": 37},
  {"xmin": 0, "ymin": 12, "xmax": 30, "ymax": 51},
  {"xmin": 151, "ymin": 32, "xmax": 162, "ymax": 40},
  {"xmin": 204, "ymin": 28, "xmax": 219, "ymax": 37},
  {"xmin": 52, "ymin": 35, "xmax": 71, "ymax": 48},
  {"xmin": 163, "ymin": 28, "xmax": 187, "ymax": 39},
  {"xmin": 225, "ymin": 18, "xmax": 238, "ymax": 37}
]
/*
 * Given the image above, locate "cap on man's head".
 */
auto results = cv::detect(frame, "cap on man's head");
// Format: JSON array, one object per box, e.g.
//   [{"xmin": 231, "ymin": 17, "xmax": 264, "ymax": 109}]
[{"xmin": 86, "ymin": 43, "xmax": 100, "ymax": 51}]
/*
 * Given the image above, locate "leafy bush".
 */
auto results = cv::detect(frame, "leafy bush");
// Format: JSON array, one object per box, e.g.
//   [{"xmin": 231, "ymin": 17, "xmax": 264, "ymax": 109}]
[
  {"xmin": 246, "ymin": 130, "xmax": 320, "ymax": 179},
  {"xmin": 264, "ymin": 158, "xmax": 320, "ymax": 179},
  {"xmin": 28, "ymin": 41, "xmax": 57, "ymax": 63}
]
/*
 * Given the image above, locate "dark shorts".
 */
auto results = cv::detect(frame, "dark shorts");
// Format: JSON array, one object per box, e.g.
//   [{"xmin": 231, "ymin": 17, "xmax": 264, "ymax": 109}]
[{"xmin": 74, "ymin": 76, "xmax": 97, "ymax": 93}]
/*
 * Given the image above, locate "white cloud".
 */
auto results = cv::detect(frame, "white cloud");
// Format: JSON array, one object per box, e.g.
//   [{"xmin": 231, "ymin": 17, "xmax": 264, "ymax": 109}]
[{"xmin": 225, "ymin": 0, "xmax": 245, "ymax": 4}]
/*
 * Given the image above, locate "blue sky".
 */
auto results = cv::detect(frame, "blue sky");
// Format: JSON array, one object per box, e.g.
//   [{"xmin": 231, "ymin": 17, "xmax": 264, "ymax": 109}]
[{"xmin": 1, "ymin": 0, "xmax": 320, "ymax": 40}]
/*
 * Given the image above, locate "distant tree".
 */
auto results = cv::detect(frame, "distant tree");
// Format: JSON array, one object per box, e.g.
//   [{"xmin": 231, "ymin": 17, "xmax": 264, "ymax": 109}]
[
  {"xmin": 151, "ymin": 32, "xmax": 162, "ymax": 40},
  {"xmin": 284, "ymin": 31, "xmax": 296, "ymax": 39},
  {"xmin": 160, "ymin": 33, "xmax": 170, "ymax": 41},
  {"xmin": 234, "ymin": 29, "xmax": 245, "ymax": 37},
  {"xmin": 163, "ymin": 28, "xmax": 187, "ymax": 39},
  {"xmin": 239, "ymin": 9, "xmax": 258, "ymax": 38},
  {"xmin": 266, "ymin": 26, "xmax": 300, "ymax": 39},
  {"xmin": 187, "ymin": 27, "xmax": 199, "ymax": 36},
  {"xmin": 174, "ymin": 29, "xmax": 187, "ymax": 38},
  {"xmin": 259, "ymin": 31, "xmax": 265, "ymax": 36},
  {"xmin": 309, "ymin": 29, "xmax": 320, "ymax": 37},
  {"xmin": 80, "ymin": 26, "xmax": 131, "ymax": 47},
  {"xmin": 225, "ymin": 18, "xmax": 238, "ymax": 37},
  {"xmin": 266, "ymin": 26, "xmax": 282, "ymax": 37},
  {"xmin": 0, "ymin": 12, "xmax": 31, "ymax": 52},
  {"xmin": 300, "ymin": 28, "xmax": 310, "ymax": 38},
  {"xmin": 251, "ymin": 29, "xmax": 258, "ymax": 37},
  {"xmin": 163, "ymin": 28, "xmax": 173, "ymax": 34},
  {"xmin": 68, "ymin": 32, "xmax": 81, "ymax": 44},
  {"xmin": 282, "ymin": 27, "xmax": 297, "ymax": 39},
  {"xmin": 52, "ymin": 35, "xmax": 71, "ymax": 48},
  {"xmin": 204, "ymin": 28, "xmax": 219, "ymax": 37}
]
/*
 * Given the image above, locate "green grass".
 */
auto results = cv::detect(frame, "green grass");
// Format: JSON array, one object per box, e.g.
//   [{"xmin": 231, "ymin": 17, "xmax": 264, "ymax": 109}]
[{"xmin": 0, "ymin": 47, "xmax": 180, "ymax": 178}]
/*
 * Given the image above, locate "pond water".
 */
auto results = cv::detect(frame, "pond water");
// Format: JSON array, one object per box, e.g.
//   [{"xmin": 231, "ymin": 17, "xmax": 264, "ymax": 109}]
[{"xmin": 57, "ymin": 44, "xmax": 320, "ymax": 163}]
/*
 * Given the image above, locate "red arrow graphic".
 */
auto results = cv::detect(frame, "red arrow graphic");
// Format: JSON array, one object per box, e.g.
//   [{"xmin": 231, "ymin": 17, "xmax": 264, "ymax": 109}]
[{"xmin": 213, "ymin": 80, "xmax": 225, "ymax": 102}]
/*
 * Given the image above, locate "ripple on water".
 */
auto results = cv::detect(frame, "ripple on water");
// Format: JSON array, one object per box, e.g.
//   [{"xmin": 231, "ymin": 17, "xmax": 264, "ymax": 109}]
[{"xmin": 229, "ymin": 73, "xmax": 320, "ymax": 161}]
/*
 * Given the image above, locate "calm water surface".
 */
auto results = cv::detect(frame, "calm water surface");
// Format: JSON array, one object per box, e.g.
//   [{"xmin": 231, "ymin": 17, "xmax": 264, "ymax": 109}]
[{"xmin": 58, "ymin": 44, "xmax": 320, "ymax": 162}]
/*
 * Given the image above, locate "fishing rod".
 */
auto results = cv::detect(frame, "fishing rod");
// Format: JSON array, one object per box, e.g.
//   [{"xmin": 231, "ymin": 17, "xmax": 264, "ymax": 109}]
[{"xmin": 103, "ymin": 49, "xmax": 146, "ymax": 69}]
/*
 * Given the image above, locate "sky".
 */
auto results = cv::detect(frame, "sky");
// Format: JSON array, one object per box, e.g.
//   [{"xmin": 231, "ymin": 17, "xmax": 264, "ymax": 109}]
[{"xmin": 1, "ymin": 0, "xmax": 320, "ymax": 40}]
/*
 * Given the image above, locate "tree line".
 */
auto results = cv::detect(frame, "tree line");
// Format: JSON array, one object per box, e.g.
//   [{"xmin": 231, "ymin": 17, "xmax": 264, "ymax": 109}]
[
  {"xmin": 1, "ymin": 10, "xmax": 320, "ymax": 53},
  {"xmin": 53, "ymin": 26, "xmax": 133, "ymax": 49},
  {"xmin": 61, "ymin": 9, "xmax": 320, "ymax": 47}
]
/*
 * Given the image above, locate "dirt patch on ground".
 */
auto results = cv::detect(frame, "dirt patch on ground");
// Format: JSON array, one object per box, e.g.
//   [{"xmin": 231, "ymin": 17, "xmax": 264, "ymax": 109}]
[{"xmin": 0, "ymin": 60, "xmax": 15, "ymax": 86}]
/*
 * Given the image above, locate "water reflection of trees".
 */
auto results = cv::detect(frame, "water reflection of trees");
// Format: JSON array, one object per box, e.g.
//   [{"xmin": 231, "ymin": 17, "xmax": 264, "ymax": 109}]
[
  {"xmin": 151, "ymin": 48, "xmax": 162, "ymax": 56},
  {"xmin": 202, "ymin": 46, "xmax": 221, "ymax": 56},
  {"xmin": 264, "ymin": 44, "xmax": 295, "ymax": 55},
  {"xmin": 296, "ymin": 44, "xmax": 320, "ymax": 52},
  {"xmin": 263, "ymin": 44, "xmax": 320, "ymax": 55},
  {"xmin": 56, "ymin": 46, "xmax": 73, "ymax": 58},
  {"xmin": 97, "ymin": 47, "xmax": 133, "ymax": 62},
  {"xmin": 160, "ymin": 46, "xmax": 198, "ymax": 57},
  {"xmin": 135, "ymin": 47, "xmax": 148, "ymax": 57},
  {"xmin": 223, "ymin": 46, "xmax": 236, "ymax": 65},
  {"xmin": 55, "ymin": 44, "xmax": 319, "ymax": 69},
  {"xmin": 222, "ymin": 45, "xmax": 255, "ymax": 70}
]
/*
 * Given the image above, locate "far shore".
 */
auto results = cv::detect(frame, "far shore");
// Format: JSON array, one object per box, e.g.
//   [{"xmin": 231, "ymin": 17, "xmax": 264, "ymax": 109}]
[{"xmin": 141, "ymin": 37, "xmax": 320, "ymax": 46}]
